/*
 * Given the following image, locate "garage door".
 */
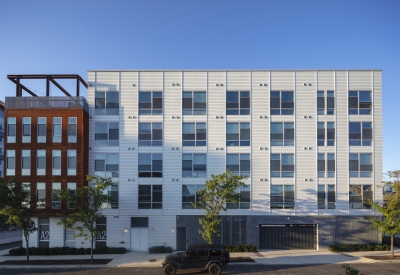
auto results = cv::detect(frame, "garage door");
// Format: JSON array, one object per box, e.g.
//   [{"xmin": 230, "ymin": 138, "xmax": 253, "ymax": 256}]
[{"xmin": 259, "ymin": 224, "xmax": 317, "ymax": 249}]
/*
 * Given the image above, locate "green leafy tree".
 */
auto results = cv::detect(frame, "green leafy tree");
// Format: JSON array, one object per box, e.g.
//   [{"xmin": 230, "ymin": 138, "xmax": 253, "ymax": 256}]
[
  {"xmin": 194, "ymin": 171, "xmax": 247, "ymax": 244},
  {"xmin": 0, "ymin": 177, "xmax": 37, "ymax": 261},
  {"xmin": 57, "ymin": 175, "xmax": 116, "ymax": 263},
  {"xmin": 368, "ymin": 170, "xmax": 400, "ymax": 258}
]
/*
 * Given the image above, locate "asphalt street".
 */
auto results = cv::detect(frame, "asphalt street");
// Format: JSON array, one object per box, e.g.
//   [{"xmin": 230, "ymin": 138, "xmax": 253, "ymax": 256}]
[{"xmin": 1, "ymin": 264, "xmax": 400, "ymax": 275}]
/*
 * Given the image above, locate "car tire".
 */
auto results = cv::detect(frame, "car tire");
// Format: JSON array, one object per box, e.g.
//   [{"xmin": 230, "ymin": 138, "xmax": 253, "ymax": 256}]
[
  {"xmin": 208, "ymin": 263, "xmax": 221, "ymax": 275},
  {"xmin": 164, "ymin": 263, "xmax": 177, "ymax": 275}
]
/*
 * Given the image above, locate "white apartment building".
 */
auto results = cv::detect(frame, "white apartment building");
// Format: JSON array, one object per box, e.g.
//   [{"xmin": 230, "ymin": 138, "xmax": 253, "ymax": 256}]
[{"xmin": 84, "ymin": 70, "xmax": 382, "ymax": 251}]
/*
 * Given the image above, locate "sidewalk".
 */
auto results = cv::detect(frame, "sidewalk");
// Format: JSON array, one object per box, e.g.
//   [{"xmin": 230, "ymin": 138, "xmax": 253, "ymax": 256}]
[{"xmin": 1, "ymin": 248, "xmax": 400, "ymax": 268}]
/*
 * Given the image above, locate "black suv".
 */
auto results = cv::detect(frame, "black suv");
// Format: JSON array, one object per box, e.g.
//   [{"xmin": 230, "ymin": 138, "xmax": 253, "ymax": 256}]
[{"xmin": 161, "ymin": 244, "xmax": 230, "ymax": 275}]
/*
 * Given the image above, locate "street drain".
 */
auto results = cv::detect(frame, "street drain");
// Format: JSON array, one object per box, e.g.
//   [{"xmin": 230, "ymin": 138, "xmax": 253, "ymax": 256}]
[{"xmin": 149, "ymin": 259, "xmax": 157, "ymax": 262}]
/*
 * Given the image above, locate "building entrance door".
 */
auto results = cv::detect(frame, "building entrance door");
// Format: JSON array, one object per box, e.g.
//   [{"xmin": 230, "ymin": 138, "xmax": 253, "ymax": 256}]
[
  {"xmin": 130, "ymin": 228, "xmax": 149, "ymax": 251},
  {"xmin": 176, "ymin": 227, "xmax": 186, "ymax": 251}
]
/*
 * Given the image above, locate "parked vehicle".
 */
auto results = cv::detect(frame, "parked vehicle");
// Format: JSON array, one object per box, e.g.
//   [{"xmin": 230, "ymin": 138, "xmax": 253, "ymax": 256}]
[{"xmin": 161, "ymin": 244, "xmax": 230, "ymax": 275}]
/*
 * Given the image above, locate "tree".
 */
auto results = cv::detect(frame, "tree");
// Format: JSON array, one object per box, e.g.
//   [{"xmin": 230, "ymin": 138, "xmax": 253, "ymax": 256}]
[
  {"xmin": 0, "ymin": 177, "xmax": 37, "ymax": 261},
  {"xmin": 57, "ymin": 175, "xmax": 116, "ymax": 263},
  {"xmin": 368, "ymin": 170, "xmax": 400, "ymax": 258},
  {"xmin": 194, "ymin": 171, "xmax": 247, "ymax": 244}
]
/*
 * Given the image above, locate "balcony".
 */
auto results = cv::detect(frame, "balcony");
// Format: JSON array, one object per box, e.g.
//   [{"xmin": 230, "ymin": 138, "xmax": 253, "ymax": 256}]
[{"xmin": 5, "ymin": 96, "xmax": 89, "ymax": 113}]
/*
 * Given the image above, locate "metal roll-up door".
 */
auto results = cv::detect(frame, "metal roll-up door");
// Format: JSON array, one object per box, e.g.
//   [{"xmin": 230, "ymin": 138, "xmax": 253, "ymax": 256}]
[{"xmin": 259, "ymin": 224, "xmax": 317, "ymax": 249}]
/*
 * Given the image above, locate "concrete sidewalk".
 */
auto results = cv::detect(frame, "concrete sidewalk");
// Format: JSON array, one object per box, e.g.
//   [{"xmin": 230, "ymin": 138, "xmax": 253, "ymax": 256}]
[{"xmin": 1, "ymin": 248, "xmax": 400, "ymax": 268}]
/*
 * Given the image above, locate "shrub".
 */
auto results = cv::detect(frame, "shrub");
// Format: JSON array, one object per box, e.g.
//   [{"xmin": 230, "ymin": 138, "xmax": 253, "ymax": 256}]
[
  {"xmin": 9, "ymin": 246, "xmax": 127, "ymax": 256},
  {"xmin": 329, "ymin": 243, "xmax": 390, "ymax": 252},
  {"xmin": 224, "ymin": 244, "xmax": 258, "ymax": 252},
  {"xmin": 149, "ymin": 246, "xmax": 173, "ymax": 254}
]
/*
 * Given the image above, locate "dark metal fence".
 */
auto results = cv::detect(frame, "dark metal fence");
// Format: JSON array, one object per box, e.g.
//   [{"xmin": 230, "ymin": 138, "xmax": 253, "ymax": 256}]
[{"xmin": 5, "ymin": 96, "xmax": 89, "ymax": 113}]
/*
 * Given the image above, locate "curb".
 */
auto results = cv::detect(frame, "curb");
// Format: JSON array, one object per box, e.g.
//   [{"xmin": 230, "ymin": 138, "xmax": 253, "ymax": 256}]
[{"xmin": 1, "ymin": 264, "xmax": 107, "ymax": 269}]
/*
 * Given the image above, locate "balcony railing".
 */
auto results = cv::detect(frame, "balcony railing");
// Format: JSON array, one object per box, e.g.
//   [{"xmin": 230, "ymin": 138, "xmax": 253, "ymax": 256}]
[{"xmin": 5, "ymin": 96, "xmax": 89, "ymax": 113}]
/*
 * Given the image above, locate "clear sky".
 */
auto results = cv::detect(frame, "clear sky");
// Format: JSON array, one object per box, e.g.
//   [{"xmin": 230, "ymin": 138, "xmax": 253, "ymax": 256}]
[{"xmin": 0, "ymin": 0, "xmax": 399, "ymax": 176}]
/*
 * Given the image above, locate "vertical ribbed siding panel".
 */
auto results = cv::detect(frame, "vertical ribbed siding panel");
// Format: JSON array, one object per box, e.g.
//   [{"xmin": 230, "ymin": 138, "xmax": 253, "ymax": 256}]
[
  {"xmin": 106, "ymin": 216, "xmax": 130, "ymax": 250},
  {"xmin": 88, "ymin": 71, "xmax": 96, "ymax": 118},
  {"xmin": 271, "ymin": 71, "xmax": 294, "ymax": 90},
  {"xmin": 251, "ymin": 71, "xmax": 270, "ymax": 214},
  {"xmin": 119, "ymin": 72, "xmax": 139, "ymax": 215},
  {"xmin": 336, "ymin": 71, "xmax": 349, "ymax": 214},
  {"xmin": 373, "ymin": 71, "xmax": 383, "ymax": 203},
  {"xmin": 227, "ymin": 71, "xmax": 251, "ymax": 90},
  {"xmin": 207, "ymin": 72, "xmax": 226, "ymax": 176},
  {"xmin": 183, "ymin": 71, "xmax": 207, "ymax": 91},
  {"xmin": 295, "ymin": 71, "xmax": 317, "ymax": 215},
  {"xmin": 163, "ymin": 72, "xmax": 183, "ymax": 215},
  {"xmin": 50, "ymin": 217, "xmax": 64, "ymax": 247},
  {"xmin": 348, "ymin": 71, "xmax": 373, "ymax": 90},
  {"xmin": 139, "ymin": 72, "xmax": 163, "ymax": 91},
  {"xmin": 149, "ymin": 215, "xmax": 176, "ymax": 249}
]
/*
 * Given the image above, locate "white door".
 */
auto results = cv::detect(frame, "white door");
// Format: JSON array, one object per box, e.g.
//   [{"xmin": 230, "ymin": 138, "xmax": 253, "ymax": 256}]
[{"xmin": 130, "ymin": 228, "xmax": 149, "ymax": 251}]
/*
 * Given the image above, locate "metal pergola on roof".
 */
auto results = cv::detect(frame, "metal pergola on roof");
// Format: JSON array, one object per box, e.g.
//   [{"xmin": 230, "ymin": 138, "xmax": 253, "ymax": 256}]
[{"xmin": 7, "ymin": 74, "xmax": 88, "ymax": 97}]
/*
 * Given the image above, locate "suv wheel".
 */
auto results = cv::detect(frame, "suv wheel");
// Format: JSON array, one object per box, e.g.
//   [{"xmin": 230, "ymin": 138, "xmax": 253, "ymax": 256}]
[
  {"xmin": 164, "ymin": 263, "xmax": 177, "ymax": 275},
  {"xmin": 208, "ymin": 263, "xmax": 221, "ymax": 275}
]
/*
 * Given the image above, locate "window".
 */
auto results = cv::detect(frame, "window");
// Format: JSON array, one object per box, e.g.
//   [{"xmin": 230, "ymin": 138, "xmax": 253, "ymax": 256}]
[
  {"xmin": 37, "ymin": 117, "xmax": 46, "ymax": 143},
  {"xmin": 107, "ymin": 185, "xmax": 119, "ymax": 209},
  {"xmin": 270, "ymin": 122, "xmax": 294, "ymax": 146},
  {"xmin": 67, "ymin": 183, "xmax": 76, "ymax": 209},
  {"xmin": 318, "ymin": 153, "xmax": 335, "ymax": 178},
  {"xmin": 317, "ymin": 122, "xmax": 335, "ymax": 146},
  {"xmin": 226, "ymin": 185, "xmax": 250, "ymax": 209},
  {"xmin": 95, "ymin": 122, "xmax": 119, "ymax": 146},
  {"xmin": 53, "ymin": 117, "xmax": 62, "ymax": 143},
  {"xmin": 7, "ymin": 117, "xmax": 16, "ymax": 143},
  {"xmin": 95, "ymin": 153, "xmax": 119, "ymax": 178},
  {"xmin": 271, "ymin": 154, "xmax": 294, "ymax": 177},
  {"xmin": 139, "ymin": 91, "xmax": 162, "ymax": 115},
  {"xmin": 21, "ymin": 150, "xmax": 31, "ymax": 176},
  {"xmin": 67, "ymin": 150, "xmax": 77, "ymax": 176},
  {"xmin": 349, "ymin": 185, "xmax": 373, "ymax": 209},
  {"xmin": 6, "ymin": 150, "xmax": 15, "ymax": 176},
  {"xmin": 349, "ymin": 153, "xmax": 373, "ymax": 177},
  {"xmin": 139, "ymin": 122, "xmax": 162, "ymax": 146},
  {"xmin": 348, "ymin": 90, "xmax": 372, "ymax": 115},
  {"xmin": 22, "ymin": 117, "xmax": 31, "ymax": 143},
  {"xmin": 138, "ymin": 154, "xmax": 162, "ymax": 177},
  {"xmin": 182, "ymin": 185, "xmax": 204, "ymax": 209},
  {"xmin": 317, "ymin": 91, "xmax": 335, "ymax": 115},
  {"xmin": 95, "ymin": 91, "xmax": 119, "ymax": 115},
  {"xmin": 52, "ymin": 183, "xmax": 61, "ymax": 209},
  {"xmin": 68, "ymin": 117, "xmax": 77, "ymax": 143},
  {"xmin": 270, "ymin": 91, "xmax": 294, "ymax": 115},
  {"xmin": 226, "ymin": 91, "xmax": 250, "ymax": 115},
  {"xmin": 270, "ymin": 185, "xmax": 294, "ymax": 209},
  {"xmin": 182, "ymin": 123, "xmax": 206, "ymax": 146},
  {"xmin": 37, "ymin": 182, "xmax": 46, "ymax": 209},
  {"xmin": 22, "ymin": 183, "xmax": 30, "ymax": 208},
  {"xmin": 138, "ymin": 185, "xmax": 162, "ymax": 209},
  {"xmin": 226, "ymin": 122, "xmax": 250, "ymax": 146},
  {"xmin": 318, "ymin": 185, "xmax": 336, "ymax": 209},
  {"xmin": 183, "ymin": 91, "xmax": 206, "ymax": 115},
  {"xmin": 37, "ymin": 150, "xmax": 46, "ymax": 176},
  {"xmin": 349, "ymin": 122, "xmax": 372, "ymax": 146},
  {"xmin": 182, "ymin": 154, "xmax": 206, "ymax": 178},
  {"xmin": 52, "ymin": 150, "xmax": 61, "ymax": 176},
  {"xmin": 226, "ymin": 154, "xmax": 250, "ymax": 177}
]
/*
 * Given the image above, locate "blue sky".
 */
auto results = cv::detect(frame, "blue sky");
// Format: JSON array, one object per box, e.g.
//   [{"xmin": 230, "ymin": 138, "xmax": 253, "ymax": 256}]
[{"xmin": 0, "ymin": 0, "xmax": 399, "ymax": 176}]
